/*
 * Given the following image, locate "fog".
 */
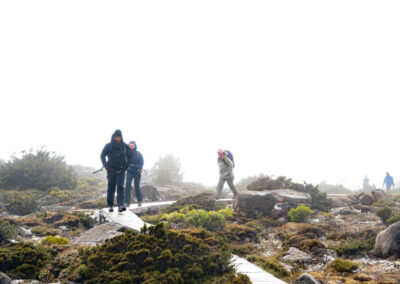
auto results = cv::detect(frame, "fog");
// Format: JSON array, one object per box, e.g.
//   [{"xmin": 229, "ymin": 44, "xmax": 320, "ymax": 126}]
[{"xmin": 1, "ymin": 0, "xmax": 399, "ymax": 189}]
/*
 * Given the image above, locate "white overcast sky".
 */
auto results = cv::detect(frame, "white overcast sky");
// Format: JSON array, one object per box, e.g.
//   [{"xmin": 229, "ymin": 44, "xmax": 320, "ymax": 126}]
[{"xmin": 1, "ymin": 1, "xmax": 399, "ymax": 189}]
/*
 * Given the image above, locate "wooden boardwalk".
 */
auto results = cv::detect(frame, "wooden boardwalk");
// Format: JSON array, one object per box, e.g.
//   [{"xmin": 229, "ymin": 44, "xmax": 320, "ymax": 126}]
[
  {"xmin": 99, "ymin": 201, "xmax": 287, "ymax": 284},
  {"xmin": 231, "ymin": 255, "xmax": 287, "ymax": 284}
]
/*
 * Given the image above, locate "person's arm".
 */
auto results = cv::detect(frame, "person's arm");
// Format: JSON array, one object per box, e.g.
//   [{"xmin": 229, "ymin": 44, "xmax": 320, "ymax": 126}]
[
  {"xmin": 126, "ymin": 145, "xmax": 133, "ymax": 169},
  {"xmin": 100, "ymin": 144, "xmax": 109, "ymax": 168},
  {"xmin": 224, "ymin": 156, "xmax": 233, "ymax": 171},
  {"xmin": 139, "ymin": 153, "xmax": 144, "ymax": 170}
]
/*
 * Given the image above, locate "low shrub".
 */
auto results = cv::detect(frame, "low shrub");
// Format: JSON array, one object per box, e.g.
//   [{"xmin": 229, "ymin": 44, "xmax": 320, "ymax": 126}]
[
  {"xmin": 49, "ymin": 187, "xmax": 73, "ymax": 201},
  {"xmin": 31, "ymin": 226, "xmax": 60, "ymax": 236},
  {"xmin": 335, "ymin": 238, "xmax": 375, "ymax": 257},
  {"xmin": 247, "ymin": 176, "xmax": 332, "ymax": 211},
  {"xmin": 218, "ymin": 223, "xmax": 259, "ymax": 243},
  {"xmin": 163, "ymin": 192, "xmax": 224, "ymax": 213},
  {"xmin": 230, "ymin": 243, "xmax": 258, "ymax": 257},
  {"xmin": 0, "ymin": 219, "xmax": 16, "ymax": 244},
  {"xmin": 50, "ymin": 212, "xmax": 95, "ymax": 230},
  {"xmin": 3, "ymin": 191, "xmax": 39, "ymax": 215},
  {"xmin": 78, "ymin": 198, "xmax": 108, "ymax": 209},
  {"xmin": 330, "ymin": 258, "xmax": 358, "ymax": 273},
  {"xmin": 0, "ymin": 242, "xmax": 51, "ymax": 279},
  {"xmin": 387, "ymin": 214, "xmax": 400, "ymax": 226},
  {"xmin": 288, "ymin": 205, "xmax": 312, "ymax": 223},
  {"xmin": 376, "ymin": 206, "xmax": 393, "ymax": 226},
  {"xmin": 284, "ymin": 234, "xmax": 325, "ymax": 253},
  {"xmin": 41, "ymin": 236, "xmax": 69, "ymax": 245},
  {"xmin": 246, "ymin": 255, "xmax": 290, "ymax": 279},
  {"xmin": 372, "ymin": 200, "xmax": 397, "ymax": 208},
  {"xmin": 162, "ymin": 206, "xmax": 233, "ymax": 231},
  {"xmin": 66, "ymin": 224, "xmax": 232, "ymax": 283}
]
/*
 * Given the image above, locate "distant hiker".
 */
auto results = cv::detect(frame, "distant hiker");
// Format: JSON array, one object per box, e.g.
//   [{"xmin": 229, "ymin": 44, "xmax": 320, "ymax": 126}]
[
  {"xmin": 216, "ymin": 149, "xmax": 238, "ymax": 200},
  {"xmin": 125, "ymin": 141, "xmax": 144, "ymax": 207},
  {"xmin": 383, "ymin": 172, "xmax": 395, "ymax": 192},
  {"xmin": 100, "ymin": 129, "xmax": 132, "ymax": 212}
]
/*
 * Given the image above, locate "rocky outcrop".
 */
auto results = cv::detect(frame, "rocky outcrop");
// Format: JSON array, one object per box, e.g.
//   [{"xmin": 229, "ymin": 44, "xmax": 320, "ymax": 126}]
[
  {"xmin": 281, "ymin": 247, "xmax": 313, "ymax": 263},
  {"xmin": 327, "ymin": 194, "xmax": 358, "ymax": 208},
  {"xmin": 237, "ymin": 189, "xmax": 311, "ymax": 215},
  {"xmin": 374, "ymin": 221, "xmax": 400, "ymax": 257},
  {"xmin": 137, "ymin": 184, "xmax": 161, "ymax": 202},
  {"xmin": 359, "ymin": 193, "xmax": 375, "ymax": 206},
  {"xmin": 0, "ymin": 272, "xmax": 11, "ymax": 284},
  {"xmin": 272, "ymin": 203, "xmax": 294, "ymax": 218},
  {"xmin": 294, "ymin": 273, "xmax": 321, "ymax": 284},
  {"xmin": 74, "ymin": 223, "xmax": 130, "ymax": 246},
  {"xmin": 372, "ymin": 189, "xmax": 388, "ymax": 202}
]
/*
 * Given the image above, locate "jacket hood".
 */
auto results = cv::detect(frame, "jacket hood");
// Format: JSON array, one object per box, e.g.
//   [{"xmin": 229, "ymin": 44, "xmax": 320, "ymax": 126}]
[
  {"xmin": 129, "ymin": 141, "xmax": 137, "ymax": 150},
  {"xmin": 111, "ymin": 129, "xmax": 124, "ymax": 143}
]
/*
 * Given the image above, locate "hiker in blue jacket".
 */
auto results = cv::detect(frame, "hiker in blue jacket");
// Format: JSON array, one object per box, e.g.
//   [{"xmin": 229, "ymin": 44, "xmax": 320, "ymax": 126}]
[
  {"xmin": 100, "ymin": 130, "xmax": 132, "ymax": 212},
  {"xmin": 125, "ymin": 141, "xmax": 144, "ymax": 207},
  {"xmin": 383, "ymin": 172, "xmax": 395, "ymax": 192}
]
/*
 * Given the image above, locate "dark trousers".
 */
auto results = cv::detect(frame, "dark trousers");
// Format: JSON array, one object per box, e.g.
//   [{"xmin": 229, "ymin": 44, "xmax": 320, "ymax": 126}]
[
  {"xmin": 125, "ymin": 171, "xmax": 142, "ymax": 204},
  {"xmin": 216, "ymin": 177, "xmax": 238, "ymax": 199},
  {"xmin": 107, "ymin": 170, "xmax": 125, "ymax": 207}
]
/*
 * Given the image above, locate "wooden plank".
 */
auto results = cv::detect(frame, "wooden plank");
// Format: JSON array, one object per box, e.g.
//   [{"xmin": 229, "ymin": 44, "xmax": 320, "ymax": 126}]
[{"xmin": 231, "ymin": 255, "xmax": 287, "ymax": 284}]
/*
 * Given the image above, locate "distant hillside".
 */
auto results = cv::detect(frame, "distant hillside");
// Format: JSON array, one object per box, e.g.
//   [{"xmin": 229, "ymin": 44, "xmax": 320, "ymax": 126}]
[{"xmin": 72, "ymin": 164, "xmax": 106, "ymax": 179}]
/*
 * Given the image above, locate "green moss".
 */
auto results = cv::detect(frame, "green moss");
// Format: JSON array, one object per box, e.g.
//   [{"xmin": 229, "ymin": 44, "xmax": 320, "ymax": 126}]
[
  {"xmin": 330, "ymin": 258, "xmax": 358, "ymax": 273},
  {"xmin": 0, "ymin": 242, "xmax": 51, "ymax": 279}
]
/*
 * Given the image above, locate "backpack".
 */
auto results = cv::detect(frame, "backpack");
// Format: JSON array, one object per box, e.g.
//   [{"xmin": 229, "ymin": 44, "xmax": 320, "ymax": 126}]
[{"xmin": 224, "ymin": 150, "xmax": 235, "ymax": 168}]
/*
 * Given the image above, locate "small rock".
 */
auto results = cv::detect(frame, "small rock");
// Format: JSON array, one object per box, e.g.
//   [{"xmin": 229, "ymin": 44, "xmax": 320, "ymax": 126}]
[
  {"xmin": 271, "ymin": 203, "xmax": 293, "ymax": 218},
  {"xmin": 294, "ymin": 273, "xmax": 320, "ymax": 284},
  {"xmin": 281, "ymin": 247, "xmax": 313, "ymax": 263},
  {"xmin": 18, "ymin": 227, "xmax": 32, "ymax": 237},
  {"xmin": 74, "ymin": 222, "xmax": 126, "ymax": 246},
  {"xmin": 359, "ymin": 193, "xmax": 375, "ymax": 206},
  {"xmin": 0, "ymin": 272, "xmax": 11, "ymax": 284},
  {"xmin": 372, "ymin": 189, "xmax": 388, "ymax": 202},
  {"xmin": 374, "ymin": 221, "xmax": 400, "ymax": 257},
  {"xmin": 327, "ymin": 194, "xmax": 358, "ymax": 208}
]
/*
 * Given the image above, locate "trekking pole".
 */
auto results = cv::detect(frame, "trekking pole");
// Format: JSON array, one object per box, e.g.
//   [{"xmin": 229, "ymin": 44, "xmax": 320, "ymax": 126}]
[{"xmin": 92, "ymin": 166, "xmax": 104, "ymax": 174}]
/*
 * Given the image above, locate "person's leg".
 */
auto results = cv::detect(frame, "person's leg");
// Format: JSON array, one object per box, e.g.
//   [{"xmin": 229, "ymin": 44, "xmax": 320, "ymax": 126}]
[
  {"xmin": 125, "ymin": 172, "xmax": 133, "ymax": 205},
  {"xmin": 216, "ymin": 177, "xmax": 225, "ymax": 199},
  {"xmin": 107, "ymin": 171, "xmax": 117, "ymax": 207},
  {"xmin": 133, "ymin": 171, "xmax": 143, "ymax": 203},
  {"xmin": 116, "ymin": 171, "xmax": 125, "ymax": 207},
  {"xmin": 226, "ymin": 178, "xmax": 238, "ymax": 198}
]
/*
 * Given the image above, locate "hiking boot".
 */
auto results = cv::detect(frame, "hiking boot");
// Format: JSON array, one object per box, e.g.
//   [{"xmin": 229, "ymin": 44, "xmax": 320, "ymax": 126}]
[
  {"xmin": 138, "ymin": 202, "xmax": 142, "ymax": 207},
  {"xmin": 118, "ymin": 205, "xmax": 126, "ymax": 212},
  {"xmin": 108, "ymin": 207, "xmax": 114, "ymax": 212}
]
